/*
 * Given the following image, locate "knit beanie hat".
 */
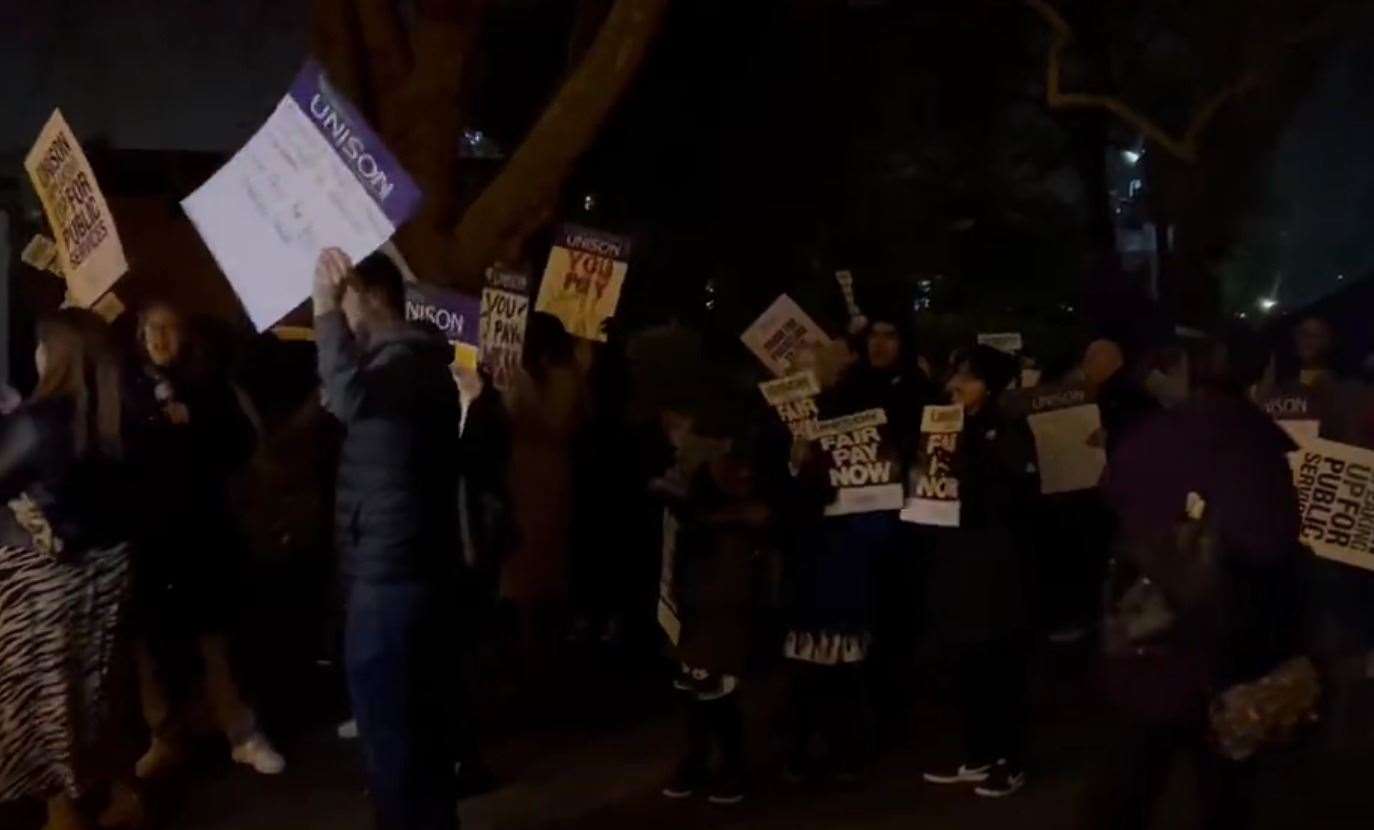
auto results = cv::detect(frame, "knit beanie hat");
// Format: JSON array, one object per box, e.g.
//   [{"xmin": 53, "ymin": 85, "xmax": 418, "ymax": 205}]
[{"xmin": 964, "ymin": 344, "xmax": 1019, "ymax": 395}]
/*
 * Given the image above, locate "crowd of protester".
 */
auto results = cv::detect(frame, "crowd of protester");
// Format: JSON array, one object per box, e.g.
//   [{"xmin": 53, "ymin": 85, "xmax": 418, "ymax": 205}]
[{"xmin": 1, "ymin": 245, "xmax": 1372, "ymax": 830}]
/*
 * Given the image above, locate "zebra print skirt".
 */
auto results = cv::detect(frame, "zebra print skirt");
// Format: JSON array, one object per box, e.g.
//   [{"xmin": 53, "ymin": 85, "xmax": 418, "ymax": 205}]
[{"xmin": 0, "ymin": 542, "xmax": 131, "ymax": 802}]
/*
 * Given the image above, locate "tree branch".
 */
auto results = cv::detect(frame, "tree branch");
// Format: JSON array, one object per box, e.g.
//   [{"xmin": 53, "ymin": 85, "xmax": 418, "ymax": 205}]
[
  {"xmin": 1025, "ymin": 0, "xmax": 1250, "ymax": 164},
  {"xmin": 443, "ymin": 0, "xmax": 672, "ymax": 290},
  {"xmin": 387, "ymin": 1, "xmax": 488, "ymax": 283},
  {"xmin": 311, "ymin": 0, "xmax": 368, "ymax": 107},
  {"xmin": 354, "ymin": 0, "xmax": 414, "ymax": 127}
]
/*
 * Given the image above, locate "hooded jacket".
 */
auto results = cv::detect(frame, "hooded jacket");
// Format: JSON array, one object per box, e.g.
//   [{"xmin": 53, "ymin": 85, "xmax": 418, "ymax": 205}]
[{"xmin": 317, "ymin": 312, "xmax": 462, "ymax": 584}]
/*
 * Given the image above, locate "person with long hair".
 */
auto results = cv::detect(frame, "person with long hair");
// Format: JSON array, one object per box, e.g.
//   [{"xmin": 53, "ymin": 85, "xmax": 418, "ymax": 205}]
[
  {"xmin": 0, "ymin": 309, "xmax": 139, "ymax": 829},
  {"xmin": 126, "ymin": 302, "xmax": 283, "ymax": 779},
  {"xmin": 503, "ymin": 312, "xmax": 586, "ymax": 674}
]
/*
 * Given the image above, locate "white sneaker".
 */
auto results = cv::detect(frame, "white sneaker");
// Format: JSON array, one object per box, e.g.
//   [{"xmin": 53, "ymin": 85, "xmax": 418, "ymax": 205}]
[
  {"xmin": 974, "ymin": 761, "xmax": 1026, "ymax": 798},
  {"xmin": 923, "ymin": 762, "xmax": 992, "ymax": 784},
  {"xmin": 336, "ymin": 718, "xmax": 359, "ymax": 740},
  {"xmin": 231, "ymin": 734, "xmax": 286, "ymax": 775}
]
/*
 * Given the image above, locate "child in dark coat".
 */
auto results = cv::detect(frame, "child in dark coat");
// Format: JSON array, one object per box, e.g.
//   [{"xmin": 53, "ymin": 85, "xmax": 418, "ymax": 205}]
[
  {"xmin": 921, "ymin": 345, "xmax": 1039, "ymax": 798},
  {"xmin": 659, "ymin": 431, "xmax": 770, "ymax": 805}
]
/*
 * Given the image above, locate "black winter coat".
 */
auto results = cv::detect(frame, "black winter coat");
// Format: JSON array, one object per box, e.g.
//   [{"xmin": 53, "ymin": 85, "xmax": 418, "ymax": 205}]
[
  {"xmin": 0, "ymin": 399, "xmax": 127, "ymax": 554},
  {"xmin": 318, "ymin": 313, "xmax": 462, "ymax": 584},
  {"xmin": 1098, "ymin": 369, "xmax": 1159, "ymax": 461},
  {"xmin": 126, "ymin": 363, "xmax": 257, "ymax": 535},
  {"xmin": 125, "ymin": 361, "xmax": 258, "ymax": 632},
  {"xmin": 458, "ymin": 385, "xmax": 512, "ymax": 575},
  {"xmin": 927, "ymin": 405, "xmax": 1040, "ymax": 645}
]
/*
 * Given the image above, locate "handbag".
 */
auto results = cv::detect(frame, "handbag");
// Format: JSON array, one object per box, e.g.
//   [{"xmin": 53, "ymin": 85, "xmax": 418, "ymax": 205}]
[
  {"xmin": 1209, "ymin": 656, "xmax": 1320, "ymax": 761},
  {"xmin": 1102, "ymin": 493, "xmax": 1215, "ymax": 658}
]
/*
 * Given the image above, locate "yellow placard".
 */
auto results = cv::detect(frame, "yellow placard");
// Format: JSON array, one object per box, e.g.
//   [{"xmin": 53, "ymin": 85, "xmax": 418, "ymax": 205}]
[
  {"xmin": 454, "ymin": 342, "xmax": 479, "ymax": 372},
  {"xmin": 24, "ymin": 109, "xmax": 127, "ymax": 307}
]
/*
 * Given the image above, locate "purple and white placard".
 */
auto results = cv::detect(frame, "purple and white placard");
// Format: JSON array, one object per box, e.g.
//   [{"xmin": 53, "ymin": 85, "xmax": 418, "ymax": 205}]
[
  {"xmin": 183, "ymin": 59, "xmax": 422, "ymax": 330},
  {"xmin": 406, "ymin": 283, "xmax": 481, "ymax": 349}
]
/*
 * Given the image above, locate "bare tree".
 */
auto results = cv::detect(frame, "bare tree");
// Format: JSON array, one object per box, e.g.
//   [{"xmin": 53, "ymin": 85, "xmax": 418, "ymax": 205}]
[
  {"xmin": 312, "ymin": 0, "xmax": 670, "ymax": 292},
  {"xmin": 1022, "ymin": 0, "xmax": 1357, "ymax": 164},
  {"xmin": 1020, "ymin": 0, "xmax": 1362, "ymax": 321}
]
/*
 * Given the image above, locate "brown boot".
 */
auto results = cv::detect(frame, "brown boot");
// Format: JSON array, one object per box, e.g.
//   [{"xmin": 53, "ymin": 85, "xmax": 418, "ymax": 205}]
[
  {"xmin": 134, "ymin": 738, "xmax": 185, "ymax": 780},
  {"xmin": 44, "ymin": 794, "xmax": 93, "ymax": 830},
  {"xmin": 97, "ymin": 781, "xmax": 145, "ymax": 829}
]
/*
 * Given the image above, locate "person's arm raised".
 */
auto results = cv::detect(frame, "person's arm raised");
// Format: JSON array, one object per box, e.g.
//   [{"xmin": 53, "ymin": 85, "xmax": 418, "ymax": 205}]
[{"xmin": 313, "ymin": 248, "xmax": 367, "ymax": 422}]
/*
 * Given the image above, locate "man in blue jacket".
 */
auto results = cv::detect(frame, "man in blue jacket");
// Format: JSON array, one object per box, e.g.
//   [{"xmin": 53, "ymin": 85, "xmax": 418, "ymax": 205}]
[{"xmin": 313, "ymin": 246, "xmax": 462, "ymax": 830}]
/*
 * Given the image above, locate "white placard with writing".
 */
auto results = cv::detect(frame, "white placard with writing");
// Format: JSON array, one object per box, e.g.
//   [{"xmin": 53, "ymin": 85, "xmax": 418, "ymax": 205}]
[
  {"xmin": 742, "ymin": 295, "xmax": 831, "ymax": 377},
  {"xmin": 182, "ymin": 61, "xmax": 422, "ymax": 330},
  {"xmin": 24, "ymin": 110, "xmax": 127, "ymax": 305}
]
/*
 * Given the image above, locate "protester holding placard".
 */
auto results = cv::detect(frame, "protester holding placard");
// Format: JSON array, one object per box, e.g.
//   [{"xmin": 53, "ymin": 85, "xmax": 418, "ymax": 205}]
[
  {"xmin": 504, "ymin": 312, "xmax": 587, "ymax": 670},
  {"xmin": 451, "ymin": 361, "xmax": 509, "ymax": 797},
  {"xmin": 455, "ymin": 364, "xmax": 512, "ymax": 586},
  {"xmin": 313, "ymin": 247, "xmax": 463, "ymax": 830},
  {"xmin": 1086, "ymin": 326, "xmax": 1306, "ymax": 829},
  {"xmin": 1257, "ymin": 316, "xmax": 1374, "ymax": 450},
  {"xmin": 842, "ymin": 315, "xmax": 935, "ymax": 444},
  {"xmin": 1002, "ymin": 364, "xmax": 1112, "ymax": 643},
  {"xmin": 1259, "ymin": 315, "xmax": 1374, "ymax": 756},
  {"xmin": 921, "ymin": 345, "xmax": 1038, "ymax": 799},
  {"xmin": 126, "ymin": 302, "xmax": 285, "ymax": 780},
  {"xmin": 836, "ymin": 312, "xmax": 936, "ymax": 735},
  {"xmin": 780, "ymin": 321, "xmax": 923, "ymax": 782}
]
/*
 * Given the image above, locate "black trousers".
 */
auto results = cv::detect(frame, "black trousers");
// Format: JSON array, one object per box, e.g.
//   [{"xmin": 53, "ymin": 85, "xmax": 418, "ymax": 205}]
[
  {"xmin": 346, "ymin": 581, "xmax": 460, "ymax": 830},
  {"xmin": 869, "ymin": 537, "xmax": 925, "ymax": 737},
  {"xmin": 1080, "ymin": 718, "xmax": 1256, "ymax": 830},
  {"xmin": 680, "ymin": 693, "xmax": 745, "ymax": 776},
  {"xmin": 950, "ymin": 640, "xmax": 1029, "ymax": 769},
  {"xmin": 1042, "ymin": 494, "xmax": 1112, "ymax": 630},
  {"xmin": 786, "ymin": 662, "xmax": 870, "ymax": 771}
]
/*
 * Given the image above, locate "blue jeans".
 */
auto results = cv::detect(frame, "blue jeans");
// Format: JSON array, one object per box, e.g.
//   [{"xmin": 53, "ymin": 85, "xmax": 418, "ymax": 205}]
[{"xmin": 346, "ymin": 581, "xmax": 460, "ymax": 830}]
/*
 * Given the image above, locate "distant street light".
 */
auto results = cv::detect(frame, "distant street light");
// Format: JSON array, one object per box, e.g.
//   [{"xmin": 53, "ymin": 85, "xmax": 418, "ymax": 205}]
[
  {"xmin": 1258, "ymin": 297, "xmax": 1278, "ymax": 312},
  {"xmin": 1122, "ymin": 149, "xmax": 1142, "ymax": 165}
]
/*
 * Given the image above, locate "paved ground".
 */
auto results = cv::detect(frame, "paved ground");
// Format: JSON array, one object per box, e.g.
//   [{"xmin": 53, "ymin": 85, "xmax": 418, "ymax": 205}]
[{"xmin": 9, "ymin": 639, "xmax": 1374, "ymax": 829}]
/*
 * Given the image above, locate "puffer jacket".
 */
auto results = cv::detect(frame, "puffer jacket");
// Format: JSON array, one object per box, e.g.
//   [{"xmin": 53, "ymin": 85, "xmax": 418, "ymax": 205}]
[{"xmin": 317, "ymin": 312, "xmax": 462, "ymax": 584}]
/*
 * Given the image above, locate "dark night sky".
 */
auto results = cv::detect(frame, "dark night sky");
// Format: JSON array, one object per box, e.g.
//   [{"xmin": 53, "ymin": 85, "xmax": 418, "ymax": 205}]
[
  {"xmin": 2, "ymin": 0, "xmax": 309, "ymax": 154},
  {"xmin": 4, "ymin": 0, "xmax": 1373, "ymax": 314},
  {"xmin": 1264, "ymin": 34, "xmax": 1374, "ymax": 308}
]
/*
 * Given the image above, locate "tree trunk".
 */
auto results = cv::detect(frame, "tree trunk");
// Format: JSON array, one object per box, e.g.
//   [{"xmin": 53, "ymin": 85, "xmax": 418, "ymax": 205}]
[
  {"xmin": 445, "ymin": 0, "xmax": 671, "ymax": 290},
  {"xmin": 311, "ymin": 0, "xmax": 369, "ymax": 107},
  {"xmin": 387, "ymin": 3, "xmax": 487, "ymax": 284}
]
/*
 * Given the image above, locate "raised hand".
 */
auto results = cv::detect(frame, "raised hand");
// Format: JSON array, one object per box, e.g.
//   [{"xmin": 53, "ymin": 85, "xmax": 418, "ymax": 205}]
[{"xmin": 312, "ymin": 247, "xmax": 352, "ymax": 315}]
